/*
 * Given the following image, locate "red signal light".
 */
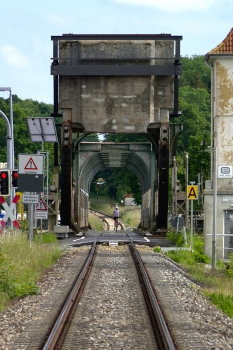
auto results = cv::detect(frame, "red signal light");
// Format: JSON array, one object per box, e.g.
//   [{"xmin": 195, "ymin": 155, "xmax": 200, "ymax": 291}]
[
  {"xmin": 11, "ymin": 170, "xmax": 18, "ymax": 189},
  {"xmin": 1, "ymin": 173, "xmax": 7, "ymax": 179}
]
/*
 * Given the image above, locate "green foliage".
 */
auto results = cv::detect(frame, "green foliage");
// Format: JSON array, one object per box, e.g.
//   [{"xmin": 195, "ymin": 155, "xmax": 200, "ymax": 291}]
[
  {"xmin": 153, "ymin": 246, "xmax": 161, "ymax": 253},
  {"xmin": 127, "ymin": 218, "xmax": 132, "ymax": 225},
  {"xmin": 34, "ymin": 232, "xmax": 58, "ymax": 244},
  {"xmin": 166, "ymin": 231, "xmax": 184, "ymax": 247},
  {"xmin": 172, "ymin": 55, "xmax": 212, "ymax": 202},
  {"xmin": 103, "ymin": 133, "xmax": 147, "ymax": 143},
  {"xmin": 180, "ymin": 55, "xmax": 211, "ymax": 92},
  {"xmin": 205, "ymin": 293, "xmax": 233, "ymax": 319},
  {"xmin": 92, "ymin": 167, "xmax": 142, "ymax": 205},
  {"xmin": 100, "ymin": 133, "xmax": 148, "ymax": 205},
  {"xmin": 18, "ymin": 219, "xmax": 29, "ymax": 230},
  {"xmin": 166, "ymin": 249, "xmax": 195, "ymax": 265},
  {"xmin": 81, "ymin": 134, "xmax": 100, "ymax": 142},
  {"xmin": 166, "ymin": 231, "xmax": 210, "ymax": 266},
  {"xmin": 0, "ymin": 234, "xmax": 62, "ymax": 311},
  {"xmin": 0, "ymin": 250, "xmax": 39, "ymax": 298},
  {"xmin": 0, "ymin": 95, "xmax": 55, "ymax": 180}
]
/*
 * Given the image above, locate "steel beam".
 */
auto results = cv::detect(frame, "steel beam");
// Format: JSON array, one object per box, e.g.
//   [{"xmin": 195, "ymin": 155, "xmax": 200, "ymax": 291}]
[
  {"xmin": 51, "ymin": 34, "xmax": 182, "ymax": 41},
  {"xmin": 51, "ymin": 64, "xmax": 182, "ymax": 76}
]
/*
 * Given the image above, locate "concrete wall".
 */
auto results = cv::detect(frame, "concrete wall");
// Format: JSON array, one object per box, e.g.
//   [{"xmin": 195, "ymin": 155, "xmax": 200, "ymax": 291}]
[
  {"xmin": 204, "ymin": 191, "xmax": 233, "ymax": 259},
  {"xmin": 59, "ymin": 40, "xmax": 173, "ymax": 133},
  {"xmin": 204, "ymin": 56, "xmax": 233, "ymax": 258}
]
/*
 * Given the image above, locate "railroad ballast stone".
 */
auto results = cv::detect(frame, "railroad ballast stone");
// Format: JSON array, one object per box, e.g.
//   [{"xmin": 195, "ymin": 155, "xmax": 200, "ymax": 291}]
[
  {"xmin": 61, "ymin": 245, "xmax": 157, "ymax": 349},
  {"xmin": 1, "ymin": 245, "xmax": 233, "ymax": 349}
]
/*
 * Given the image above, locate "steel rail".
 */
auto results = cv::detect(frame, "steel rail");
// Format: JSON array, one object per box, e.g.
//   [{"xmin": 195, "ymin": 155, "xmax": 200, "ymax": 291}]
[
  {"xmin": 127, "ymin": 234, "xmax": 176, "ymax": 350},
  {"xmin": 42, "ymin": 242, "xmax": 97, "ymax": 350},
  {"xmin": 89, "ymin": 208, "xmax": 124, "ymax": 230}
]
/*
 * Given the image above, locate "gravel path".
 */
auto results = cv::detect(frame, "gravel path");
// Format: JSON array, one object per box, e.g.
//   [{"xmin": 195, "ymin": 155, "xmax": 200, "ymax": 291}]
[{"xmin": 0, "ymin": 245, "xmax": 233, "ymax": 350}]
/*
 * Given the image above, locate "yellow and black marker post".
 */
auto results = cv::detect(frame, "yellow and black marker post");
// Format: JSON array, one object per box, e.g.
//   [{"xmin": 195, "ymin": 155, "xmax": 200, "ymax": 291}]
[{"xmin": 187, "ymin": 184, "xmax": 198, "ymax": 256}]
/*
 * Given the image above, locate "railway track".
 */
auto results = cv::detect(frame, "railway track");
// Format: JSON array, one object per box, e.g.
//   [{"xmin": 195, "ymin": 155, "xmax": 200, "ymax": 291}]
[
  {"xmin": 11, "ymin": 211, "xmax": 208, "ymax": 350},
  {"xmin": 89, "ymin": 208, "xmax": 124, "ymax": 231},
  {"xmin": 42, "ymin": 241, "xmax": 177, "ymax": 350}
]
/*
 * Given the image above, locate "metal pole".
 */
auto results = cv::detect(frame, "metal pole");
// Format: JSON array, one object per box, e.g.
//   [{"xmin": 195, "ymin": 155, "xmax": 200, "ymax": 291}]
[
  {"xmin": 191, "ymin": 199, "xmax": 193, "ymax": 252},
  {"xmin": 198, "ymin": 173, "xmax": 200, "ymax": 206},
  {"xmin": 0, "ymin": 109, "xmax": 13, "ymax": 229},
  {"xmin": 173, "ymin": 156, "xmax": 177, "ymax": 216},
  {"xmin": 9, "ymin": 90, "xmax": 14, "ymax": 169},
  {"xmin": 9, "ymin": 90, "xmax": 16, "ymax": 222},
  {"xmin": 190, "ymin": 181, "xmax": 195, "ymax": 253},
  {"xmin": 185, "ymin": 153, "xmax": 189, "ymax": 227},
  {"xmin": 212, "ymin": 146, "xmax": 217, "ymax": 269},
  {"xmin": 29, "ymin": 203, "xmax": 33, "ymax": 248}
]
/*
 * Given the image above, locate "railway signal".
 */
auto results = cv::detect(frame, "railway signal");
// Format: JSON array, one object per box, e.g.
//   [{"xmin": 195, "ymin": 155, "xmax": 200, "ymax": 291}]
[
  {"xmin": 11, "ymin": 169, "xmax": 18, "ymax": 189},
  {"xmin": 0, "ymin": 169, "xmax": 10, "ymax": 196}
]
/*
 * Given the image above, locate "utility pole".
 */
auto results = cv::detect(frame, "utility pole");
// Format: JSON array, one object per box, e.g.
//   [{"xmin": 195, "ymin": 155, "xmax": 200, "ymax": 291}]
[
  {"xmin": 173, "ymin": 156, "xmax": 177, "ymax": 216},
  {"xmin": 0, "ymin": 88, "xmax": 14, "ymax": 229},
  {"xmin": 185, "ymin": 153, "xmax": 189, "ymax": 228}
]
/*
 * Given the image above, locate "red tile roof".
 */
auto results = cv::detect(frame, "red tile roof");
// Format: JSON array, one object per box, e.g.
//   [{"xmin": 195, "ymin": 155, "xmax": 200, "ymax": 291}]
[{"xmin": 208, "ymin": 28, "xmax": 233, "ymax": 54}]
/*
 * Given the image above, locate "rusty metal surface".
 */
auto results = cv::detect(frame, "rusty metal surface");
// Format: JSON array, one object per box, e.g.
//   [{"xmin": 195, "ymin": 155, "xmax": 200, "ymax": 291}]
[
  {"xmin": 61, "ymin": 121, "xmax": 72, "ymax": 227},
  {"xmin": 158, "ymin": 123, "xmax": 169, "ymax": 229}
]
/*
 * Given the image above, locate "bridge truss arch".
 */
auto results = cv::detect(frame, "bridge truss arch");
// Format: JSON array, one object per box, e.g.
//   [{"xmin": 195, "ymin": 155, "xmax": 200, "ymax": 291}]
[{"xmin": 75, "ymin": 142, "xmax": 156, "ymax": 229}]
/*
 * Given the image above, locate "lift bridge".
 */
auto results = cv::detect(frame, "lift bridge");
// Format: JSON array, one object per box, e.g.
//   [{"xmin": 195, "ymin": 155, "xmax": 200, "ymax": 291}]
[{"xmin": 50, "ymin": 34, "xmax": 183, "ymax": 232}]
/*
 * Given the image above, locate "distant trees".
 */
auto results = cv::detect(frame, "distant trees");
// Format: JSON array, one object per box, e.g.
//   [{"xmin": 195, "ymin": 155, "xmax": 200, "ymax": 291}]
[
  {"xmin": 0, "ymin": 96, "xmax": 54, "ymax": 178},
  {"xmin": 175, "ymin": 55, "xmax": 211, "ymax": 189}
]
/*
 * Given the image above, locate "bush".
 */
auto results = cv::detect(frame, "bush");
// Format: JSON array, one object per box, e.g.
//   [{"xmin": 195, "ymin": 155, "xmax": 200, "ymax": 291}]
[
  {"xmin": 153, "ymin": 246, "xmax": 161, "ymax": 253},
  {"xmin": 166, "ymin": 231, "xmax": 210, "ymax": 266},
  {"xmin": 167, "ymin": 231, "xmax": 184, "ymax": 247}
]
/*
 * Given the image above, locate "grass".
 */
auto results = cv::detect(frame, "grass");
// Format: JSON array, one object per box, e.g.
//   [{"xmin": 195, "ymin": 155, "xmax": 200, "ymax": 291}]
[
  {"xmin": 0, "ymin": 232, "xmax": 62, "ymax": 312},
  {"xmin": 160, "ymin": 230, "xmax": 233, "ymax": 319},
  {"xmin": 89, "ymin": 192, "xmax": 141, "ymax": 228},
  {"xmin": 88, "ymin": 212, "xmax": 104, "ymax": 231}
]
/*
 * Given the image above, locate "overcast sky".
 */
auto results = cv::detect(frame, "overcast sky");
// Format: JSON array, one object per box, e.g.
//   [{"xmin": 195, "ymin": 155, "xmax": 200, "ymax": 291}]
[{"xmin": 1, "ymin": 0, "xmax": 232, "ymax": 104}]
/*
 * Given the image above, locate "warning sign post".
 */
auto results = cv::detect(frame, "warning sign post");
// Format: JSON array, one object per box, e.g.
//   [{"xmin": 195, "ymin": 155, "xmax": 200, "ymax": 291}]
[
  {"xmin": 187, "ymin": 182, "xmax": 198, "ymax": 253},
  {"xmin": 187, "ymin": 185, "xmax": 198, "ymax": 200},
  {"xmin": 18, "ymin": 154, "xmax": 44, "ymax": 192},
  {"xmin": 36, "ymin": 198, "xmax": 48, "ymax": 220}
]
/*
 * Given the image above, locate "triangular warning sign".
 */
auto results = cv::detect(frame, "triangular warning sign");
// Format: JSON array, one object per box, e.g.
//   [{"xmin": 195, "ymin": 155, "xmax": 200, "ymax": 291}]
[
  {"xmin": 36, "ymin": 198, "xmax": 47, "ymax": 211},
  {"xmin": 25, "ymin": 157, "xmax": 38, "ymax": 170},
  {"xmin": 187, "ymin": 185, "xmax": 198, "ymax": 199}
]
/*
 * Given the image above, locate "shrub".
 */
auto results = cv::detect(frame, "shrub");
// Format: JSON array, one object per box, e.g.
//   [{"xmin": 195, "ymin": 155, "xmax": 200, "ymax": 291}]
[{"xmin": 153, "ymin": 246, "xmax": 161, "ymax": 253}]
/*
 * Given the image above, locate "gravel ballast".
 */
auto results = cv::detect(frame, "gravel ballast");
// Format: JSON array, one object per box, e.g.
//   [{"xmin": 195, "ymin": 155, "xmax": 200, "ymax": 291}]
[{"xmin": 0, "ymin": 245, "xmax": 233, "ymax": 350}]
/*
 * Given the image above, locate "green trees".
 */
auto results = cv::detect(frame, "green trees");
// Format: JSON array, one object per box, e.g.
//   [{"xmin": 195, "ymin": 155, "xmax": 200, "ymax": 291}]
[
  {"xmin": 98, "ymin": 133, "xmax": 148, "ymax": 205},
  {"xmin": 175, "ymin": 55, "xmax": 211, "ymax": 189},
  {"xmin": 0, "ymin": 96, "xmax": 54, "ymax": 178}
]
